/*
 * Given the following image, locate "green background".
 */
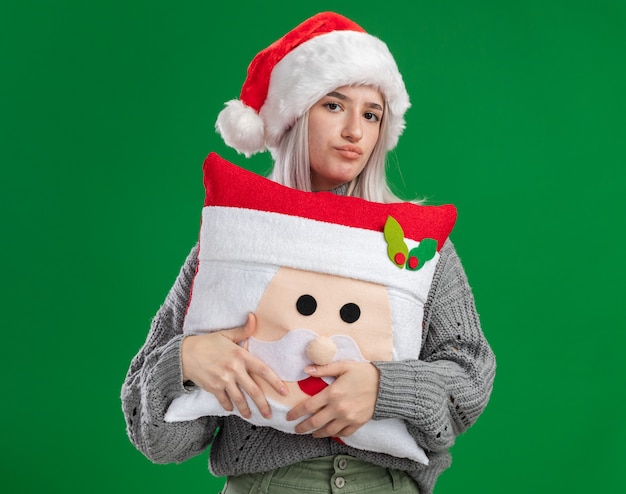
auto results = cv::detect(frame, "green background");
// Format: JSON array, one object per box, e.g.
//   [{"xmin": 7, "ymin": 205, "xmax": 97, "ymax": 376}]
[{"xmin": 2, "ymin": 1, "xmax": 624, "ymax": 492}]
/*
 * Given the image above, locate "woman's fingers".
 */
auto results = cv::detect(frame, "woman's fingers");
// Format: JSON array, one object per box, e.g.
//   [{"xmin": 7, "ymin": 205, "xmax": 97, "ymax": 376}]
[
  {"xmin": 225, "ymin": 381, "xmax": 253, "ymax": 419},
  {"xmin": 202, "ymin": 348, "xmax": 266, "ymax": 418},
  {"xmin": 245, "ymin": 355, "xmax": 288, "ymax": 397},
  {"xmin": 213, "ymin": 389, "xmax": 234, "ymax": 413},
  {"xmin": 231, "ymin": 367, "xmax": 272, "ymax": 418},
  {"xmin": 287, "ymin": 361, "xmax": 379, "ymax": 437}
]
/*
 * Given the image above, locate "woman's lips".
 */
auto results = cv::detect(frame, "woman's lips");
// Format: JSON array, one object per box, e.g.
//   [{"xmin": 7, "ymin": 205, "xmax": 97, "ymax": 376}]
[{"xmin": 335, "ymin": 145, "xmax": 363, "ymax": 160}]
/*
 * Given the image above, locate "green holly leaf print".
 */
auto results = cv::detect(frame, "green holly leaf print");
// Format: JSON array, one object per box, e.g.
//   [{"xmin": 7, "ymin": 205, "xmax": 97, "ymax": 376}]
[
  {"xmin": 406, "ymin": 238, "xmax": 438, "ymax": 271},
  {"xmin": 383, "ymin": 216, "xmax": 409, "ymax": 268}
]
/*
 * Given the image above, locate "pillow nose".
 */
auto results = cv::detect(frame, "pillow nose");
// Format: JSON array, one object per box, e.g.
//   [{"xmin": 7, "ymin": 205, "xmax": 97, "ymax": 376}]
[{"xmin": 306, "ymin": 336, "xmax": 337, "ymax": 365}]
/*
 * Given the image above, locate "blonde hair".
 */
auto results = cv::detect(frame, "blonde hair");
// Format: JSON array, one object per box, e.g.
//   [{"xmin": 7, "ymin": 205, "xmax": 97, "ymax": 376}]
[{"xmin": 268, "ymin": 103, "xmax": 413, "ymax": 204}]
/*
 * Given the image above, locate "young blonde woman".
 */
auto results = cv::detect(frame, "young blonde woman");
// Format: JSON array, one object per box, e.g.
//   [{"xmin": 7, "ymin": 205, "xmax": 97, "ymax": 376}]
[{"xmin": 121, "ymin": 12, "xmax": 495, "ymax": 494}]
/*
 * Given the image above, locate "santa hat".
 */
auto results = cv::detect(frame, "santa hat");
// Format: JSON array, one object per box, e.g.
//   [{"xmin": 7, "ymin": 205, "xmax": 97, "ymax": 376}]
[{"xmin": 215, "ymin": 11, "xmax": 410, "ymax": 157}]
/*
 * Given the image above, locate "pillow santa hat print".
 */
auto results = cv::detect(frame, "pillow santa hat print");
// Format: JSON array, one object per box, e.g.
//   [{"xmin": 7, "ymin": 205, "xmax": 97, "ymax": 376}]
[{"xmin": 165, "ymin": 152, "xmax": 457, "ymax": 465}]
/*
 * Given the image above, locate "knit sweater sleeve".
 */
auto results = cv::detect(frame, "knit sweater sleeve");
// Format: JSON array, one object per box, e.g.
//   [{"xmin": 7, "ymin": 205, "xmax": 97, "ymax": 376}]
[
  {"xmin": 372, "ymin": 240, "xmax": 495, "ymax": 453},
  {"xmin": 120, "ymin": 244, "xmax": 219, "ymax": 463}
]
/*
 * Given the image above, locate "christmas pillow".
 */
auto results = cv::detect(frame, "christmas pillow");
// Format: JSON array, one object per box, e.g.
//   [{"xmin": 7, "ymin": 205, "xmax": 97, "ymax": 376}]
[{"xmin": 164, "ymin": 152, "xmax": 457, "ymax": 465}]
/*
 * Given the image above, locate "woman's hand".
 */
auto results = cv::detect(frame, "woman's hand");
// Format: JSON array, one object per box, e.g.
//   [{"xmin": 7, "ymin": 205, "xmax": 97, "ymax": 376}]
[
  {"xmin": 286, "ymin": 361, "xmax": 380, "ymax": 438},
  {"xmin": 181, "ymin": 313, "xmax": 287, "ymax": 419}
]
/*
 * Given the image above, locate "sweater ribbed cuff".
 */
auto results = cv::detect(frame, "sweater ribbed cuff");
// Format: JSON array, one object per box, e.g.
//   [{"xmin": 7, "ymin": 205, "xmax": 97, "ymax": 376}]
[
  {"xmin": 372, "ymin": 360, "xmax": 447, "ymax": 427},
  {"xmin": 146, "ymin": 334, "xmax": 188, "ymax": 406}
]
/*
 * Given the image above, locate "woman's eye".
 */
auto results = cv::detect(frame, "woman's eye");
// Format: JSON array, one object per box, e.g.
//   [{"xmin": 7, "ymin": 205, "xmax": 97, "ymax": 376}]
[
  {"xmin": 364, "ymin": 112, "xmax": 380, "ymax": 122},
  {"xmin": 324, "ymin": 102, "xmax": 341, "ymax": 112}
]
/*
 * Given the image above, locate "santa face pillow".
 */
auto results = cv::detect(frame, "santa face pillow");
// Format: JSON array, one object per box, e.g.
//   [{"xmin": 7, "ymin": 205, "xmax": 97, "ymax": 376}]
[{"xmin": 164, "ymin": 153, "xmax": 457, "ymax": 465}]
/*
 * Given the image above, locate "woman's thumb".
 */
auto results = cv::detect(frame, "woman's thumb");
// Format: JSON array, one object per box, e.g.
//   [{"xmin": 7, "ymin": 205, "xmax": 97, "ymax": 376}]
[{"xmin": 222, "ymin": 313, "xmax": 257, "ymax": 342}]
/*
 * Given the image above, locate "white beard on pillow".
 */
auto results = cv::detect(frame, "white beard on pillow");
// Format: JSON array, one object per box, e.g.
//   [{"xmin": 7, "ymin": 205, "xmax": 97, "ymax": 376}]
[{"xmin": 164, "ymin": 153, "xmax": 457, "ymax": 466}]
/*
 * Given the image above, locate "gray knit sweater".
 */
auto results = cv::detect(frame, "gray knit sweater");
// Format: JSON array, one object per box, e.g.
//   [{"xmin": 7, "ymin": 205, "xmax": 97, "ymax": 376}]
[{"xmin": 121, "ymin": 240, "xmax": 495, "ymax": 494}]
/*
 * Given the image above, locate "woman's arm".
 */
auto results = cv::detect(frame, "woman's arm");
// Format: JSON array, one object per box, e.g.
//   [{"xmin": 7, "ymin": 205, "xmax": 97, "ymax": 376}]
[
  {"xmin": 121, "ymin": 244, "xmax": 219, "ymax": 463},
  {"xmin": 372, "ymin": 240, "xmax": 496, "ymax": 453}
]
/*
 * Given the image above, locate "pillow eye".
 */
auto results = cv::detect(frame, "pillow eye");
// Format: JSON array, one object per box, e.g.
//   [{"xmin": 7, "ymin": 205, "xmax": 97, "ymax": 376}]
[
  {"xmin": 296, "ymin": 294, "xmax": 317, "ymax": 316},
  {"xmin": 340, "ymin": 303, "xmax": 361, "ymax": 324}
]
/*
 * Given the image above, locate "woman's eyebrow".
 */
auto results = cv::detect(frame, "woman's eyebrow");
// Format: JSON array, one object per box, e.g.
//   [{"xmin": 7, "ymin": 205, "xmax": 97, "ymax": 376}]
[
  {"xmin": 366, "ymin": 102, "xmax": 384, "ymax": 111},
  {"xmin": 326, "ymin": 91, "xmax": 348, "ymax": 100},
  {"xmin": 325, "ymin": 91, "xmax": 384, "ymax": 112}
]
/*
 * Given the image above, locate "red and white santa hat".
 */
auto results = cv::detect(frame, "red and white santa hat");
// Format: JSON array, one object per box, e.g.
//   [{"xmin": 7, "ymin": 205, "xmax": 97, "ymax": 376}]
[{"xmin": 215, "ymin": 11, "xmax": 410, "ymax": 157}]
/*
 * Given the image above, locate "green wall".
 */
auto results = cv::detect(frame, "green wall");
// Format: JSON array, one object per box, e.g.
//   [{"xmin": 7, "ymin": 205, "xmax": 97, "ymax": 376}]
[{"xmin": 2, "ymin": 1, "xmax": 624, "ymax": 492}]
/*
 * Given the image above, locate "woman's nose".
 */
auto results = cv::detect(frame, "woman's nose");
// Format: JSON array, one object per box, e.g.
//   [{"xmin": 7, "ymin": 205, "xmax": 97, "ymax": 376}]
[
  {"xmin": 306, "ymin": 336, "xmax": 337, "ymax": 366},
  {"xmin": 341, "ymin": 113, "xmax": 363, "ymax": 141}
]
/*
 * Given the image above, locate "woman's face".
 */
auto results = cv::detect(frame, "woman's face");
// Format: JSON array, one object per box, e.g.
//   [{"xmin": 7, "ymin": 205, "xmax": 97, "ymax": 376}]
[{"xmin": 308, "ymin": 85, "xmax": 384, "ymax": 191}]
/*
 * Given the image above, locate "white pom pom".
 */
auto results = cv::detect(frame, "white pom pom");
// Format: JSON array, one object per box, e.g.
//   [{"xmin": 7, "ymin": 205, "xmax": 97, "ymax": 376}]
[{"xmin": 215, "ymin": 100, "xmax": 266, "ymax": 157}]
